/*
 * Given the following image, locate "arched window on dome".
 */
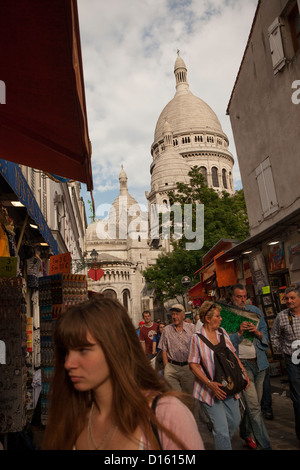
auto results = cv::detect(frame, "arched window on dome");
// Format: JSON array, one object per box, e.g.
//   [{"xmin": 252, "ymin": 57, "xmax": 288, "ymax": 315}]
[
  {"xmin": 212, "ymin": 167, "xmax": 219, "ymax": 187},
  {"xmin": 199, "ymin": 166, "xmax": 207, "ymax": 183},
  {"xmin": 222, "ymin": 169, "xmax": 228, "ymax": 189},
  {"xmin": 122, "ymin": 289, "xmax": 130, "ymax": 311},
  {"xmin": 103, "ymin": 289, "xmax": 117, "ymax": 299}
]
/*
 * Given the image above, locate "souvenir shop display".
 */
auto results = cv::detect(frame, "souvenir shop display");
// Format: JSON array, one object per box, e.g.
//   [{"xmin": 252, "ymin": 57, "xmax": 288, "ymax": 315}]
[
  {"xmin": 0, "ymin": 277, "xmax": 28, "ymax": 433},
  {"xmin": 39, "ymin": 273, "xmax": 88, "ymax": 424}
]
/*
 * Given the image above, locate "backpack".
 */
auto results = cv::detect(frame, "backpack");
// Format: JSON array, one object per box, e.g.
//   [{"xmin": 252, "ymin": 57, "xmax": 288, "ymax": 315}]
[{"xmin": 197, "ymin": 329, "xmax": 247, "ymax": 396}]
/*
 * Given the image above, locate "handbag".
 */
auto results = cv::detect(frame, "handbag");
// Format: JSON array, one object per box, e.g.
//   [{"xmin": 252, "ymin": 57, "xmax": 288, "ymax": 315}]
[{"xmin": 197, "ymin": 329, "xmax": 247, "ymax": 395}]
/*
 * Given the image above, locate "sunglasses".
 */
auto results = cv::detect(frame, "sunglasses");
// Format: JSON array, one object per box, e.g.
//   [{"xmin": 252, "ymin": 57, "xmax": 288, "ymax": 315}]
[{"xmin": 205, "ymin": 303, "xmax": 217, "ymax": 316}]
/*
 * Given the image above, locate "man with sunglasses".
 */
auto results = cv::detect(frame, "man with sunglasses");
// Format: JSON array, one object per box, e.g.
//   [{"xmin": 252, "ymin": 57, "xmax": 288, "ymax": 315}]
[{"xmin": 229, "ymin": 284, "xmax": 271, "ymax": 450}]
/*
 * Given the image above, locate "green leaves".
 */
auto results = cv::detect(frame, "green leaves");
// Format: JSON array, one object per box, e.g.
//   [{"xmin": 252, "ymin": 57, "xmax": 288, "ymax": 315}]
[{"xmin": 144, "ymin": 167, "xmax": 249, "ymax": 302}]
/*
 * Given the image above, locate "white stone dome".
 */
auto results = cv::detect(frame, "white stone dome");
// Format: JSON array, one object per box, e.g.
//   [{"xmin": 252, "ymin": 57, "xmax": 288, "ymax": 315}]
[
  {"xmin": 153, "ymin": 52, "xmax": 224, "ymax": 144},
  {"xmin": 154, "ymin": 93, "xmax": 223, "ymax": 143},
  {"xmin": 151, "ymin": 148, "xmax": 191, "ymax": 193}
]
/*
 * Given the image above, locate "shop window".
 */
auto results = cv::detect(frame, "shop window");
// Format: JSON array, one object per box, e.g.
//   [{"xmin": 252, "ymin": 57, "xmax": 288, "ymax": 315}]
[{"xmin": 255, "ymin": 157, "xmax": 279, "ymax": 218}]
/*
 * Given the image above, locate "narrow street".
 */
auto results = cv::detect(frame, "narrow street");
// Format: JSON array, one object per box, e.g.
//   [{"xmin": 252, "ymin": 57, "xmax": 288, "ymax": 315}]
[{"xmin": 198, "ymin": 379, "xmax": 299, "ymax": 451}]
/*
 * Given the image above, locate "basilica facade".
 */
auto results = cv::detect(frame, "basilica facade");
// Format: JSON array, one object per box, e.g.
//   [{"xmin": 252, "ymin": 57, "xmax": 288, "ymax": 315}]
[{"xmin": 86, "ymin": 53, "xmax": 235, "ymax": 326}]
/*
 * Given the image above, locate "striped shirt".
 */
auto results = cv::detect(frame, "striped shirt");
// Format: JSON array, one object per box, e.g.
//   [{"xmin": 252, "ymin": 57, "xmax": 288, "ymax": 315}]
[
  {"xmin": 158, "ymin": 322, "xmax": 195, "ymax": 362},
  {"xmin": 271, "ymin": 309, "xmax": 300, "ymax": 356},
  {"xmin": 188, "ymin": 326, "xmax": 237, "ymax": 406}
]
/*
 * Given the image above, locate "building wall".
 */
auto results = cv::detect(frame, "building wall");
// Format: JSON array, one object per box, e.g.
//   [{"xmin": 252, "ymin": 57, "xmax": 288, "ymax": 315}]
[
  {"xmin": 21, "ymin": 166, "xmax": 87, "ymax": 264},
  {"xmin": 228, "ymin": 0, "xmax": 300, "ymax": 237}
]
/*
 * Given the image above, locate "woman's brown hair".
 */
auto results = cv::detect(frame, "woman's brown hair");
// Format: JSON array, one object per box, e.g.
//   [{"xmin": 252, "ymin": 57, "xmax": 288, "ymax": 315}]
[
  {"xmin": 199, "ymin": 300, "xmax": 222, "ymax": 324},
  {"xmin": 42, "ymin": 296, "xmax": 190, "ymax": 450}
]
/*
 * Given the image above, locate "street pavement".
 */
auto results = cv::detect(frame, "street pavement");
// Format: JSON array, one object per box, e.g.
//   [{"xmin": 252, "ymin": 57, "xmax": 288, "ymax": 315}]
[{"xmin": 198, "ymin": 377, "xmax": 299, "ymax": 451}]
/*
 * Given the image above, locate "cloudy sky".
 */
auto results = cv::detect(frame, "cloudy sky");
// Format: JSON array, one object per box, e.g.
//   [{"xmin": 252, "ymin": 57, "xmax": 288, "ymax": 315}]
[{"xmin": 77, "ymin": 0, "xmax": 258, "ymax": 222}]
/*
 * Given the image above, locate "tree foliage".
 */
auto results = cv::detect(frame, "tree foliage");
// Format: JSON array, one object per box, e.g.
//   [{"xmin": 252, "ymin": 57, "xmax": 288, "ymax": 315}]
[{"xmin": 143, "ymin": 166, "xmax": 249, "ymax": 303}]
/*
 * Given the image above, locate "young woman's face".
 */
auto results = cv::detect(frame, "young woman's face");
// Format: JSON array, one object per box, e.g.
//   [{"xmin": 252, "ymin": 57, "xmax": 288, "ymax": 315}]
[{"xmin": 64, "ymin": 332, "xmax": 110, "ymax": 392}]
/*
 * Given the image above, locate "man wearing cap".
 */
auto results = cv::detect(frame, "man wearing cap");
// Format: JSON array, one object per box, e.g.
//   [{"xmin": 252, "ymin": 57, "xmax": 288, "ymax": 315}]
[{"xmin": 158, "ymin": 303, "xmax": 195, "ymax": 394}]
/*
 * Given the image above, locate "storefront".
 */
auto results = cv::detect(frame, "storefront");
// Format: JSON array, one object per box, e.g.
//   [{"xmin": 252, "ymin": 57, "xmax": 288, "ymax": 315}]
[
  {"xmin": 191, "ymin": 239, "xmax": 242, "ymax": 302},
  {"xmin": 0, "ymin": 1, "xmax": 93, "ymax": 448}
]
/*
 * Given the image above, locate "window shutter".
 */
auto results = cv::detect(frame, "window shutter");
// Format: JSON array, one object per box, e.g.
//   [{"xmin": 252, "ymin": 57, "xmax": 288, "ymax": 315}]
[
  {"xmin": 268, "ymin": 18, "xmax": 286, "ymax": 74},
  {"xmin": 255, "ymin": 158, "xmax": 279, "ymax": 218}
]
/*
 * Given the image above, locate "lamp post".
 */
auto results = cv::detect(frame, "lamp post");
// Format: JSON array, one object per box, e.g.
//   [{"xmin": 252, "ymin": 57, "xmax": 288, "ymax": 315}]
[
  {"xmin": 88, "ymin": 249, "xmax": 104, "ymax": 282},
  {"xmin": 181, "ymin": 276, "xmax": 191, "ymax": 311},
  {"xmin": 90, "ymin": 249, "xmax": 99, "ymax": 265}
]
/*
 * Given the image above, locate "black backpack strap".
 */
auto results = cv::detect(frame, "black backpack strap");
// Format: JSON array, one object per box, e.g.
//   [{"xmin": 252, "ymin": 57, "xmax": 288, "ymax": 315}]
[
  {"xmin": 196, "ymin": 333, "xmax": 214, "ymax": 381},
  {"xmin": 217, "ymin": 328, "xmax": 226, "ymax": 347},
  {"xmin": 151, "ymin": 394, "xmax": 163, "ymax": 450},
  {"xmin": 196, "ymin": 332, "xmax": 216, "ymax": 350}
]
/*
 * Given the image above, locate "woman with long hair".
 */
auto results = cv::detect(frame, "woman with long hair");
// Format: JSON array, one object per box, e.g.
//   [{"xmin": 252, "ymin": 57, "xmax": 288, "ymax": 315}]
[
  {"xmin": 188, "ymin": 301, "xmax": 249, "ymax": 450},
  {"xmin": 42, "ymin": 296, "xmax": 204, "ymax": 450}
]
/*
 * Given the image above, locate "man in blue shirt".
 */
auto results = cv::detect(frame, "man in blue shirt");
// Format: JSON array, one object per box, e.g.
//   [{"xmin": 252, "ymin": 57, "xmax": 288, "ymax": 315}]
[{"xmin": 229, "ymin": 284, "xmax": 272, "ymax": 450}]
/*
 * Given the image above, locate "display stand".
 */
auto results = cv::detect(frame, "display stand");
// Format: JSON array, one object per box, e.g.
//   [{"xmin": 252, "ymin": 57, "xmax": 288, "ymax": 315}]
[
  {"xmin": 0, "ymin": 277, "xmax": 27, "ymax": 433},
  {"xmin": 260, "ymin": 292, "xmax": 283, "ymax": 375},
  {"xmin": 39, "ymin": 273, "xmax": 87, "ymax": 425}
]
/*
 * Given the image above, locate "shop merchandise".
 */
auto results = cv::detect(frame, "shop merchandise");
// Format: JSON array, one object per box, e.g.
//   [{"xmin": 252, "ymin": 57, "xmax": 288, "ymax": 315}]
[
  {"xmin": 0, "ymin": 277, "xmax": 28, "ymax": 433},
  {"xmin": 39, "ymin": 273, "xmax": 87, "ymax": 424}
]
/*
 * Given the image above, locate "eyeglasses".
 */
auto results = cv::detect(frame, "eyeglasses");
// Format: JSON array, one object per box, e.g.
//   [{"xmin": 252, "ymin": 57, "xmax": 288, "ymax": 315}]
[{"xmin": 205, "ymin": 303, "xmax": 216, "ymax": 316}]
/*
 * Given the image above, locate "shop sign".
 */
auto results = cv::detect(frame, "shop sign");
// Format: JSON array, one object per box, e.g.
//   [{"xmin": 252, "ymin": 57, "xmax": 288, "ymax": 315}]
[
  {"xmin": 49, "ymin": 252, "xmax": 71, "ymax": 275},
  {"xmin": 0, "ymin": 256, "xmax": 17, "ymax": 277}
]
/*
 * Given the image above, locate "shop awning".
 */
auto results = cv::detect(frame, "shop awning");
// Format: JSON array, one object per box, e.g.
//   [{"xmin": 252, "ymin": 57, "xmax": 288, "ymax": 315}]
[
  {"xmin": 0, "ymin": 159, "xmax": 59, "ymax": 255},
  {"xmin": 188, "ymin": 281, "xmax": 207, "ymax": 300},
  {"xmin": 214, "ymin": 252, "xmax": 237, "ymax": 287},
  {"xmin": 0, "ymin": 1, "xmax": 93, "ymax": 191},
  {"xmin": 194, "ymin": 261, "xmax": 215, "ymax": 282}
]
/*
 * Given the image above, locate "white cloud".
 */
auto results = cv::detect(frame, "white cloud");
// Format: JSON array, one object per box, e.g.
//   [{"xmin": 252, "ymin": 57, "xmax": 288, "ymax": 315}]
[{"xmin": 77, "ymin": 0, "xmax": 258, "ymax": 211}]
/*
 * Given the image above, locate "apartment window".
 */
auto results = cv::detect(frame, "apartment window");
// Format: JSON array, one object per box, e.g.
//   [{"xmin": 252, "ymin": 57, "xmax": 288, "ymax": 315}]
[
  {"xmin": 288, "ymin": 2, "xmax": 300, "ymax": 53},
  {"xmin": 268, "ymin": 17, "xmax": 286, "ymax": 74},
  {"xmin": 255, "ymin": 157, "xmax": 279, "ymax": 218}
]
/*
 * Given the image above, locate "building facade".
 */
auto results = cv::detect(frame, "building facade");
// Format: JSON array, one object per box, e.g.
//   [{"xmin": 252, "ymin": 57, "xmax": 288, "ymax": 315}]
[
  {"xmin": 86, "ymin": 54, "xmax": 238, "ymax": 324},
  {"xmin": 211, "ymin": 0, "xmax": 300, "ymax": 319},
  {"xmin": 146, "ymin": 52, "xmax": 235, "ymax": 212}
]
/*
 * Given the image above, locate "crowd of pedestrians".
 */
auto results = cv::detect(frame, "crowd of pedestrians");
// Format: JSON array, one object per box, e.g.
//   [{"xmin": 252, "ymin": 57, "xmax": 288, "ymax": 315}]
[
  {"xmin": 40, "ymin": 284, "xmax": 300, "ymax": 450},
  {"xmin": 138, "ymin": 284, "xmax": 300, "ymax": 451}
]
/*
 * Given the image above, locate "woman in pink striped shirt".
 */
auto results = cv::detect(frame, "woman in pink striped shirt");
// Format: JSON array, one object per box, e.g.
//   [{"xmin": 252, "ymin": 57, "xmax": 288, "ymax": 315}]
[{"xmin": 188, "ymin": 301, "xmax": 249, "ymax": 450}]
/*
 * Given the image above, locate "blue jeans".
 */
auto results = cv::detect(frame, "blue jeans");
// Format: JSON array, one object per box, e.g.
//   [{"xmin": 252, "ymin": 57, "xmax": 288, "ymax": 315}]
[
  {"xmin": 285, "ymin": 355, "xmax": 300, "ymax": 439},
  {"xmin": 240, "ymin": 361, "xmax": 272, "ymax": 449},
  {"xmin": 202, "ymin": 396, "xmax": 241, "ymax": 450}
]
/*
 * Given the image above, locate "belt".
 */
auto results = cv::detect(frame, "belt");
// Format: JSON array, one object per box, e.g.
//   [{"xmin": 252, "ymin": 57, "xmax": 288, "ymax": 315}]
[
  {"xmin": 168, "ymin": 359, "xmax": 188, "ymax": 366},
  {"xmin": 242, "ymin": 358, "xmax": 257, "ymax": 363}
]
